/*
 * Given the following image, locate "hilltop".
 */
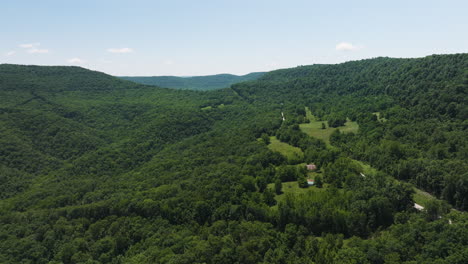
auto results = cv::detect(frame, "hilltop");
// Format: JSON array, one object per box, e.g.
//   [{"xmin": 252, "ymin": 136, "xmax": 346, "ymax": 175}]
[{"xmin": 120, "ymin": 72, "xmax": 265, "ymax": 90}]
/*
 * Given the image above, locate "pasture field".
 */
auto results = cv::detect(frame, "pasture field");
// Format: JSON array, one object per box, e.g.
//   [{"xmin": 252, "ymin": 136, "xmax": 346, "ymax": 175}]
[{"xmin": 267, "ymin": 136, "xmax": 304, "ymax": 162}]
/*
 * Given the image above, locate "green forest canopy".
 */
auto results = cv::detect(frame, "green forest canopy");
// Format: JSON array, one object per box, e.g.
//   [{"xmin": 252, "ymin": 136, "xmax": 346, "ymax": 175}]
[
  {"xmin": 0, "ymin": 54, "xmax": 467, "ymax": 263},
  {"xmin": 119, "ymin": 72, "xmax": 265, "ymax": 91}
]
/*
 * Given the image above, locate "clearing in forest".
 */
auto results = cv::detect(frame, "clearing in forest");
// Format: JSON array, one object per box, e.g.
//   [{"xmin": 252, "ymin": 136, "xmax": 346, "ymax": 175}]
[
  {"xmin": 348, "ymin": 159, "xmax": 440, "ymax": 209},
  {"xmin": 299, "ymin": 107, "xmax": 359, "ymax": 144},
  {"xmin": 267, "ymin": 136, "xmax": 304, "ymax": 163},
  {"xmin": 267, "ymin": 181, "xmax": 328, "ymax": 204},
  {"xmin": 373, "ymin": 112, "xmax": 387, "ymax": 122},
  {"xmin": 413, "ymin": 188, "xmax": 438, "ymax": 208}
]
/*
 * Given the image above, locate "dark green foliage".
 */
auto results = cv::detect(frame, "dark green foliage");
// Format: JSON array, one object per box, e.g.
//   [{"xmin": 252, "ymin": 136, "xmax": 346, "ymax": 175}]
[
  {"xmin": 324, "ymin": 157, "xmax": 361, "ymax": 188},
  {"xmin": 327, "ymin": 114, "xmax": 346, "ymax": 128},
  {"xmin": 275, "ymin": 179, "xmax": 283, "ymax": 194},
  {"xmin": 256, "ymin": 176, "xmax": 267, "ymax": 192},
  {"xmin": 315, "ymin": 175, "xmax": 323, "ymax": 188},
  {"xmin": 261, "ymin": 133, "xmax": 270, "ymax": 144},
  {"xmin": 0, "ymin": 54, "xmax": 467, "ymax": 263},
  {"xmin": 297, "ymin": 176, "xmax": 308, "ymax": 188},
  {"xmin": 263, "ymin": 188, "xmax": 276, "ymax": 206}
]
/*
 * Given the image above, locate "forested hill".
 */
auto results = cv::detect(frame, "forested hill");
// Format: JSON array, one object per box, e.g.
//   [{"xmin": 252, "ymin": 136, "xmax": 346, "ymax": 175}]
[
  {"xmin": 238, "ymin": 55, "xmax": 467, "ymax": 105},
  {"xmin": 233, "ymin": 53, "xmax": 467, "ymax": 208},
  {"xmin": 120, "ymin": 72, "xmax": 265, "ymax": 90},
  {"xmin": 1, "ymin": 55, "xmax": 467, "ymax": 263},
  {"xmin": 0, "ymin": 64, "xmax": 151, "ymax": 92}
]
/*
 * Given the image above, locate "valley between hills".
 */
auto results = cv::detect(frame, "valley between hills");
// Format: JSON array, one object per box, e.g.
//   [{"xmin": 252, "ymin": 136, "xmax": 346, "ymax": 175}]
[{"xmin": 0, "ymin": 54, "xmax": 467, "ymax": 263}]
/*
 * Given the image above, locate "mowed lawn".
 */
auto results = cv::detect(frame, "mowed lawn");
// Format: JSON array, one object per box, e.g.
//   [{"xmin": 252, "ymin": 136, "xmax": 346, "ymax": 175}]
[
  {"xmin": 300, "ymin": 108, "xmax": 359, "ymax": 144},
  {"xmin": 413, "ymin": 188, "xmax": 437, "ymax": 207},
  {"xmin": 268, "ymin": 136, "xmax": 304, "ymax": 162},
  {"xmin": 267, "ymin": 181, "xmax": 328, "ymax": 204}
]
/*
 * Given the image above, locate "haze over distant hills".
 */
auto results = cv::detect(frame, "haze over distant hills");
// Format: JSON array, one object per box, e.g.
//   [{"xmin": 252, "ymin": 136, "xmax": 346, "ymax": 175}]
[
  {"xmin": 0, "ymin": 54, "xmax": 467, "ymax": 263},
  {"xmin": 119, "ymin": 72, "xmax": 265, "ymax": 90}
]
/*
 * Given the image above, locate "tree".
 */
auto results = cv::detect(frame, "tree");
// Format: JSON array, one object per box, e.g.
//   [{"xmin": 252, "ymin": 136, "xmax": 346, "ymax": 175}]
[
  {"xmin": 298, "ymin": 176, "xmax": 308, "ymax": 188},
  {"xmin": 424, "ymin": 200, "xmax": 450, "ymax": 221},
  {"xmin": 241, "ymin": 176, "xmax": 257, "ymax": 192},
  {"xmin": 277, "ymin": 166, "xmax": 293, "ymax": 182},
  {"xmin": 263, "ymin": 188, "xmax": 276, "ymax": 206},
  {"xmin": 321, "ymin": 122, "xmax": 326, "ymax": 129},
  {"xmin": 275, "ymin": 179, "xmax": 283, "ymax": 194},
  {"xmin": 256, "ymin": 176, "xmax": 267, "ymax": 192},
  {"xmin": 261, "ymin": 133, "xmax": 270, "ymax": 144},
  {"xmin": 315, "ymin": 175, "xmax": 323, "ymax": 188}
]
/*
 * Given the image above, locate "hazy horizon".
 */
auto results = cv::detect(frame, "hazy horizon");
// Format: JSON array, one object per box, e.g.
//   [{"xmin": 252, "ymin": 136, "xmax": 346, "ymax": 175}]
[
  {"xmin": 3, "ymin": 53, "xmax": 463, "ymax": 77},
  {"xmin": 1, "ymin": 0, "xmax": 467, "ymax": 76}
]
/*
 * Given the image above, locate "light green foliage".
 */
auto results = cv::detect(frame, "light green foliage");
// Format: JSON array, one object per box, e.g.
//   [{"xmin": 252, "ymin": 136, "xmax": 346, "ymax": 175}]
[
  {"xmin": 300, "ymin": 108, "xmax": 359, "ymax": 145},
  {"xmin": 413, "ymin": 188, "xmax": 438, "ymax": 207},
  {"xmin": 267, "ymin": 181, "xmax": 327, "ymax": 204},
  {"xmin": 267, "ymin": 136, "xmax": 304, "ymax": 163}
]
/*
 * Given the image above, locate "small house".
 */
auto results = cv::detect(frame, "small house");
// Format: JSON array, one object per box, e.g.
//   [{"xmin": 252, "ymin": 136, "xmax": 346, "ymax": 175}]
[
  {"xmin": 306, "ymin": 164, "xmax": 317, "ymax": 170},
  {"xmin": 307, "ymin": 179, "xmax": 315, "ymax": 186}
]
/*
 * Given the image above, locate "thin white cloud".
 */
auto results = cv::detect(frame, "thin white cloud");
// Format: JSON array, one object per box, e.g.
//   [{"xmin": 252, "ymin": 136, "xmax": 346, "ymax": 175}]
[
  {"xmin": 336, "ymin": 42, "xmax": 360, "ymax": 51},
  {"xmin": 19, "ymin": 43, "xmax": 49, "ymax": 54},
  {"xmin": 107, "ymin": 47, "xmax": 134, "ymax": 53},
  {"xmin": 19, "ymin": 43, "xmax": 40, "ymax": 49},
  {"xmin": 28, "ymin": 48, "xmax": 49, "ymax": 54},
  {"xmin": 68, "ymin": 58, "xmax": 85, "ymax": 64},
  {"xmin": 5, "ymin": 51, "xmax": 16, "ymax": 56}
]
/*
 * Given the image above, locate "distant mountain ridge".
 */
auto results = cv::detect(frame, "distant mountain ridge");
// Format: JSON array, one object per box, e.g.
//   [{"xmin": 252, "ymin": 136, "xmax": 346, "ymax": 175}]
[
  {"xmin": 119, "ymin": 72, "xmax": 265, "ymax": 90},
  {"xmin": 1, "ymin": 55, "xmax": 467, "ymax": 263}
]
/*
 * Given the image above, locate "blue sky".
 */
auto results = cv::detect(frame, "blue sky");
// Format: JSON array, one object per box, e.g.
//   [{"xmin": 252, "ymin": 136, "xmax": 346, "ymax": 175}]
[{"xmin": 1, "ymin": 0, "xmax": 467, "ymax": 76}]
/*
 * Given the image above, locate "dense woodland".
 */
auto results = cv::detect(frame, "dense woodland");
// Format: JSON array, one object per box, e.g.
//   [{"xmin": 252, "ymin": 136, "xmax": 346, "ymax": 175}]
[
  {"xmin": 120, "ymin": 72, "xmax": 265, "ymax": 91},
  {"xmin": 0, "ymin": 54, "xmax": 467, "ymax": 263}
]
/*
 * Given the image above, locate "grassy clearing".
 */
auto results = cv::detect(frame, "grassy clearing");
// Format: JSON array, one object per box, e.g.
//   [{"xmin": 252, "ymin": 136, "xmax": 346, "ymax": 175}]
[
  {"xmin": 201, "ymin": 104, "xmax": 224, "ymax": 110},
  {"xmin": 305, "ymin": 107, "xmax": 314, "ymax": 120},
  {"xmin": 268, "ymin": 136, "xmax": 304, "ymax": 162},
  {"xmin": 373, "ymin": 112, "xmax": 387, "ymax": 122},
  {"xmin": 299, "ymin": 118, "xmax": 359, "ymax": 144},
  {"xmin": 350, "ymin": 158, "xmax": 437, "ymax": 208},
  {"xmin": 300, "ymin": 107, "xmax": 359, "ymax": 144},
  {"xmin": 413, "ymin": 188, "xmax": 437, "ymax": 207},
  {"xmin": 267, "ymin": 181, "xmax": 327, "ymax": 204},
  {"xmin": 352, "ymin": 159, "xmax": 377, "ymax": 175},
  {"xmin": 300, "ymin": 107, "xmax": 439, "ymax": 209}
]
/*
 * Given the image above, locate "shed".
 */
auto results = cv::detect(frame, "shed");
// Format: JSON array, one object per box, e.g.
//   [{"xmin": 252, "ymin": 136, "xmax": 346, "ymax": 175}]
[
  {"xmin": 307, "ymin": 179, "xmax": 315, "ymax": 186},
  {"xmin": 306, "ymin": 164, "xmax": 317, "ymax": 170}
]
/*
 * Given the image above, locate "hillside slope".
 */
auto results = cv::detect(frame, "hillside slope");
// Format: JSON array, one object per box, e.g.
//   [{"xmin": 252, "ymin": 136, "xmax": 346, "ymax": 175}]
[
  {"xmin": 233, "ymin": 54, "xmax": 468, "ymax": 209},
  {"xmin": 120, "ymin": 72, "xmax": 265, "ymax": 90},
  {"xmin": 0, "ymin": 55, "xmax": 467, "ymax": 264}
]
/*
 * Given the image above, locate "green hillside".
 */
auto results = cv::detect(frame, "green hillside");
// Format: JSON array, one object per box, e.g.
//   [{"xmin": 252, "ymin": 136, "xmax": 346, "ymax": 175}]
[
  {"xmin": 0, "ymin": 55, "xmax": 467, "ymax": 263},
  {"xmin": 120, "ymin": 72, "xmax": 265, "ymax": 90}
]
